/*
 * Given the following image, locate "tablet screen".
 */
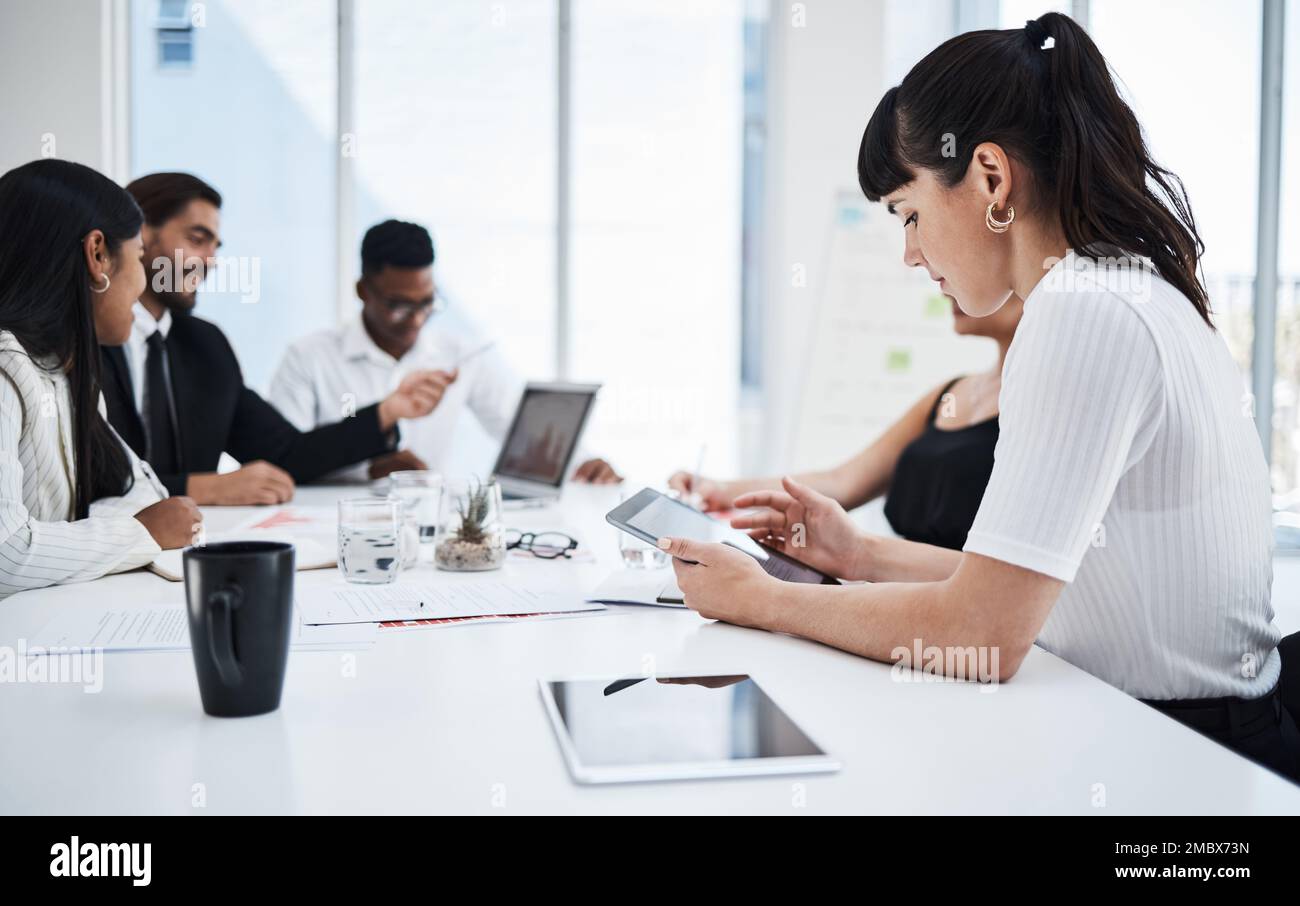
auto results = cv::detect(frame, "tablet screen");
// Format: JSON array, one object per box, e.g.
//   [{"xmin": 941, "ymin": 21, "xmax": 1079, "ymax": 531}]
[
  {"xmin": 609, "ymin": 488, "xmax": 838, "ymax": 585},
  {"xmin": 544, "ymin": 675, "xmax": 833, "ymax": 780}
]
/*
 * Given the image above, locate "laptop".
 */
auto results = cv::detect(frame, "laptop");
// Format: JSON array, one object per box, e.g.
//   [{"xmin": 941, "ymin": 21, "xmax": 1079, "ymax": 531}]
[{"xmin": 492, "ymin": 381, "xmax": 600, "ymax": 504}]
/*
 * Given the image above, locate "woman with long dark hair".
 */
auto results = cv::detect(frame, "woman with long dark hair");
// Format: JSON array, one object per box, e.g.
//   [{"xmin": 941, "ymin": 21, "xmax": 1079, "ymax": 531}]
[
  {"xmin": 0, "ymin": 159, "xmax": 201, "ymax": 598},
  {"xmin": 660, "ymin": 14, "xmax": 1298, "ymax": 781}
]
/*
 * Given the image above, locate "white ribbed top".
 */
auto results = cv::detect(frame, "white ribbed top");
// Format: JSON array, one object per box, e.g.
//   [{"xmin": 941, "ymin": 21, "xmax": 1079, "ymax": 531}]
[{"xmin": 964, "ymin": 255, "xmax": 1280, "ymax": 700}]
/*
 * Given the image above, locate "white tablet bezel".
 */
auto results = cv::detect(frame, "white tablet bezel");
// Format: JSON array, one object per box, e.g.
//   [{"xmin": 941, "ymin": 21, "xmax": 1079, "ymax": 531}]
[{"xmin": 537, "ymin": 675, "xmax": 841, "ymax": 785}]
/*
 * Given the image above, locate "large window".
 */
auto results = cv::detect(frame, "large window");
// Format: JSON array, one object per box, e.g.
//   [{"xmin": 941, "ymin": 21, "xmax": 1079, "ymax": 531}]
[
  {"xmin": 131, "ymin": 0, "xmax": 752, "ymax": 480},
  {"xmin": 997, "ymin": 0, "xmax": 1070, "ymax": 30},
  {"xmin": 1090, "ymin": 0, "xmax": 1262, "ymax": 385},
  {"xmin": 352, "ymin": 0, "xmax": 557, "ymax": 380},
  {"xmin": 130, "ymin": 0, "xmax": 339, "ymax": 391},
  {"xmin": 570, "ymin": 0, "xmax": 744, "ymax": 479},
  {"xmin": 1276, "ymin": 5, "xmax": 1300, "ymax": 528}
]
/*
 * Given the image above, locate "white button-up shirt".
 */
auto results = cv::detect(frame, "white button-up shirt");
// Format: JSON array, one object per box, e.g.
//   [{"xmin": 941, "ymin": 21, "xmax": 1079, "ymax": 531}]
[
  {"xmin": 122, "ymin": 302, "xmax": 173, "ymax": 416},
  {"xmin": 268, "ymin": 317, "xmax": 524, "ymax": 481}
]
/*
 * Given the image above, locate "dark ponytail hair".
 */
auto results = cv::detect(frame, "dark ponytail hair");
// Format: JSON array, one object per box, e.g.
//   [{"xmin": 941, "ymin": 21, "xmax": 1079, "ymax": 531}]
[
  {"xmin": 0, "ymin": 159, "xmax": 141, "ymax": 517},
  {"xmin": 858, "ymin": 12, "xmax": 1212, "ymax": 327}
]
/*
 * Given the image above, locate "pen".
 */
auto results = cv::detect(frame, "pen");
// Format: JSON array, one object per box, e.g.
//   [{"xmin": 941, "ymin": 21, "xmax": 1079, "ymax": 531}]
[
  {"xmin": 110, "ymin": 418, "xmax": 169, "ymax": 500},
  {"xmin": 453, "ymin": 341, "xmax": 496, "ymax": 370},
  {"xmin": 690, "ymin": 443, "xmax": 707, "ymax": 509},
  {"xmin": 138, "ymin": 458, "xmax": 169, "ymax": 500}
]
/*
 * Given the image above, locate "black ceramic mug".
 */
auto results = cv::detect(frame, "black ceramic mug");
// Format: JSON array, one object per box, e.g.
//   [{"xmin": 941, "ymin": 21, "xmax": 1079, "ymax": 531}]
[{"xmin": 183, "ymin": 541, "xmax": 295, "ymax": 717}]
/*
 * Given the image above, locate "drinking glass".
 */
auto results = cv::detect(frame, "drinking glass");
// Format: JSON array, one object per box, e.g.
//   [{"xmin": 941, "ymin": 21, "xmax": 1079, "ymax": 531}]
[
  {"xmin": 337, "ymin": 497, "xmax": 402, "ymax": 584},
  {"xmin": 389, "ymin": 470, "xmax": 442, "ymax": 567}
]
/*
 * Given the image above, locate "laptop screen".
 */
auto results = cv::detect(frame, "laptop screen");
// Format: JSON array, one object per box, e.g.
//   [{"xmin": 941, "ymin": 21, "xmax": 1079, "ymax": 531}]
[{"xmin": 493, "ymin": 384, "xmax": 598, "ymax": 488}]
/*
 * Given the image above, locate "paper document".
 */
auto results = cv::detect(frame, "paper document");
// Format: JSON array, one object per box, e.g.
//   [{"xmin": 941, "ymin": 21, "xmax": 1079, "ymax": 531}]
[
  {"xmin": 586, "ymin": 570, "xmax": 686, "ymax": 608},
  {"xmin": 28, "ymin": 605, "xmax": 376, "ymax": 653},
  {"xmin": 299, "ymin": 581, "xmax": 605, "ymax": 625},
  {"xmin": 31, "ymin": 605, "xmax": 190, "ymax": 650}
]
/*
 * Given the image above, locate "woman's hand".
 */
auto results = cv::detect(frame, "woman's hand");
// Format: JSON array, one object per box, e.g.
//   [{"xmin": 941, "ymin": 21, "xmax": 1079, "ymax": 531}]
[
  {"xmin": 134, "ymin": 496, "xmax": 203, "ymax": 550},
  {"xmin": 666, "ymin": 471, "xmax": 733, "ymax": 511},
  {"xmin": 730, "ymin": 476, "xmax": 870, "ymax": 580},
  {"xmin": 657, "ymin": 536, "xmax": 780, "ymax": 629}
]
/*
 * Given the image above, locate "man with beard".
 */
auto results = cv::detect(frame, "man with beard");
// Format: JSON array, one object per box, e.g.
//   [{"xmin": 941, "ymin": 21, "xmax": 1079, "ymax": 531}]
[{"xmin": 99, "ymin": 172, "xmax": 448, "ymax": 504}]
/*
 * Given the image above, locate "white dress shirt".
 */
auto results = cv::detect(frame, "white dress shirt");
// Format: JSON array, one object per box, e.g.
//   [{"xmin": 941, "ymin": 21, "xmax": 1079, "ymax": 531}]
[
  {"xmin": 268, "ymin": 317, "xmax": 523, "ymax": 481},
  {"xmin": 963, "ymin": 255, "xmax": 1280, "ymax": 701},
  {"xmin": 0, "ymin": 330, "xmax": 164, "ymax": 599},
  {"xmin": 122, "ymin": 301, "xmax": 173, "ymax": 415}
]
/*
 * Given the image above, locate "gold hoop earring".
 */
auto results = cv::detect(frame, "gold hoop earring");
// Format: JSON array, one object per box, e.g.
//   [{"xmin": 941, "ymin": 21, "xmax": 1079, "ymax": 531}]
[
  {"xmin": 90, "ymin": 274, "xmax": 110, "ymax": 294},
  {"xmin": 986, "ymin": 201, "xmax": 1015, "ymax": 234}
]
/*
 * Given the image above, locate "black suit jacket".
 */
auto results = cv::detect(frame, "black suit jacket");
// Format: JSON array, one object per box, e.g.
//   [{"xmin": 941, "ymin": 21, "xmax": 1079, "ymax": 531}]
[{"xmin": 101, "ymin": 312, "xmax": 396, "ymax": 495}]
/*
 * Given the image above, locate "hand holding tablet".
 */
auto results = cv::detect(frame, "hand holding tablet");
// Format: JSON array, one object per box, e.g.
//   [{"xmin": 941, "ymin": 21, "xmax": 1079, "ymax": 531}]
[{"xmin": 605, "ymin": 487, "xmax": 840, "ymax": 585}]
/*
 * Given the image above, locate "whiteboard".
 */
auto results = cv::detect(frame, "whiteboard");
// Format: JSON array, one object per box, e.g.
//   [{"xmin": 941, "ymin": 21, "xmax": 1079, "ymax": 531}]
[{"xmin": 787, "ymin": 191, "xmax": 998, "ymax": 471}]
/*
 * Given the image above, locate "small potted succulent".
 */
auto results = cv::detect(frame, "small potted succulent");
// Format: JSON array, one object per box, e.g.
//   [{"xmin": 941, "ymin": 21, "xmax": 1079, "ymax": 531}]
[{"xmin": 434, "ymin": 478, "xmax": 506, "ymax": 571}]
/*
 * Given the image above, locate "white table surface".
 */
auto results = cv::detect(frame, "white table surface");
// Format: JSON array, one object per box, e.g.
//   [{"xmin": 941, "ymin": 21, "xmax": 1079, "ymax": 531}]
[{"xmin": 1, "ymin": 483, "xmax": 1298, "ymax": 815}]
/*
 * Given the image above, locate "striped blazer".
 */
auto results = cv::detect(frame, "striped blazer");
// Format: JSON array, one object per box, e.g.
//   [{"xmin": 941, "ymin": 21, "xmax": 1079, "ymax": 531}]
[{"xmin": 0, "ymin": 331, "xmax": 163, "ymax": 599}]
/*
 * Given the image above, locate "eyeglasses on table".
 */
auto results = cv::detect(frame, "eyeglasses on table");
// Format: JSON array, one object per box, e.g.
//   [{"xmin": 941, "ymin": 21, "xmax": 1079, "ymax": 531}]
[{"xmin": 504, "ymin": 530, "xmax": 579, "ymax": 560}]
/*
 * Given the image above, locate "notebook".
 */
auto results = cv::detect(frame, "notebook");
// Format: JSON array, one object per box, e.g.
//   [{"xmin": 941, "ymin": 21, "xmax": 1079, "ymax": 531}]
[{"xmin": 147, "ymin": 536, "xmax": 336, "ymax": 582}]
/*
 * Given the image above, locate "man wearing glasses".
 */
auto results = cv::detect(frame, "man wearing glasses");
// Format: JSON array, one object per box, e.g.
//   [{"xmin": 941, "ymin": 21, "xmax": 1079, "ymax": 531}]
[
  {"xmin": 100, "ymin": 176, "xmax": 448, "ymax": 505},
  {"xmin": 269, "ymin": 220, "xmax": 620, "ymax": 483}
]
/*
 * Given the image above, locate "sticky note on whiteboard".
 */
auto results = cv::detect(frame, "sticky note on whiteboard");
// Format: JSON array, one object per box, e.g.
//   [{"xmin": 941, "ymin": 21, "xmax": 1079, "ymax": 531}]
[
  {"xmin": 924, "ymin": 294, "xmax": 950, "ymax": 318},
  {"xmin": 886, "ymin": 347, "xmax": 912, "ymax": 373}
]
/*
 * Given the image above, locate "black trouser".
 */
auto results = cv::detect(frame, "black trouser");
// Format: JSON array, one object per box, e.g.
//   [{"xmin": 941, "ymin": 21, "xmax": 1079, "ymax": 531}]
[{"xmin": 1142, "ymin": 631, "xmax": 1300, "ymax": 785}]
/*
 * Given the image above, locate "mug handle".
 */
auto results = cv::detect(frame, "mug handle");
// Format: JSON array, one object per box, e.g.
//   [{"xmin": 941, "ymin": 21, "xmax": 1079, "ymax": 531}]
[{"xmin": 207, "ymin": 585, "xmax": 244, "ymax": 687}]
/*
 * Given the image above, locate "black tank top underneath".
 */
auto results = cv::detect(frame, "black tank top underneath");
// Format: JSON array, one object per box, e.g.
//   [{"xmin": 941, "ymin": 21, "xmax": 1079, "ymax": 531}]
[{"xmin": 883, "ymin": 377, "xmax": 999, "ymax": 551}]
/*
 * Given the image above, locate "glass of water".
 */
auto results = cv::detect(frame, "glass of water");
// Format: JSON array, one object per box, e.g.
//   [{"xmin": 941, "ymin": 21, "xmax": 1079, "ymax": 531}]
[
  {"xmin": 618, "ymin": 490, "xmax": 670, "ymax": 569},
  {"xmin": 389, "ymin": 470, "xmax": 442, "ymax": 567},
  {"xmin": 337, "ymin": 497, "xmax": 403, "ymax": 584}
]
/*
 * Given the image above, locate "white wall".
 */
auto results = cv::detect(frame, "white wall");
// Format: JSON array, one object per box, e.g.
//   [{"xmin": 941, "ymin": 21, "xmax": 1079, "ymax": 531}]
[
  {"xmin": 0, "ymin": 0, "xmax": 126, "ymax": 178},
  {"xmin": 759, "ymin": 0, "xmax": 886, "ymax": 472}
]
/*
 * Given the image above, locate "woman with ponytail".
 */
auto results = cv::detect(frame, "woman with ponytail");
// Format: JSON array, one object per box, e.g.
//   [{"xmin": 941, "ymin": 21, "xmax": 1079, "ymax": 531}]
[
  {"xmin": 0, "ymin": 159, "xmax": 202, "ymax": 598},
  {"xmin": 658, "ymin": 14, "xmax": 1298, "ymax": 782}
]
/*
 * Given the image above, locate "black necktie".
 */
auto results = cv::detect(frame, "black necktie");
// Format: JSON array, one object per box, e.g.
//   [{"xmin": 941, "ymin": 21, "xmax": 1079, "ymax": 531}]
[{"xmin": 143, "ymin": 331, "xmax": 181, "ymax": 475}]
